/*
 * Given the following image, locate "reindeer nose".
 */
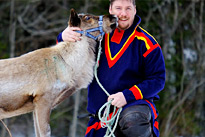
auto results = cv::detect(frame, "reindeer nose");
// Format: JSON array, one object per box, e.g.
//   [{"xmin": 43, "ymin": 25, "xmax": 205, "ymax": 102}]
[
  {"xmin": 108, "ymin": 15, "xmax": 118, "ymax": 29},
  {"xmin": 109, "ymin": 14, "xmax": 118, "ymax": 22}
]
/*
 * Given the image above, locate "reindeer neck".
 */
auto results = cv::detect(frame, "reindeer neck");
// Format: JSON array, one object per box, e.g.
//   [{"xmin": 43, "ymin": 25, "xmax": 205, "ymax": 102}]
[{"xmin": 55, "ymin": 36, "xmax": 97, "ymax": 66}]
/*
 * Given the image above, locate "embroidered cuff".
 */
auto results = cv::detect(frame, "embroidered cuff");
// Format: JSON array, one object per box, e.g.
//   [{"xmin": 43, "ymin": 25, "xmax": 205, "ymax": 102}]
[
  {"xmin": 122, "ymin": 85, "xmax": 143, "ymax": 103},
  {"xmin": 129, "ymin": 85, "xmax": 143, "ymax": 100}
]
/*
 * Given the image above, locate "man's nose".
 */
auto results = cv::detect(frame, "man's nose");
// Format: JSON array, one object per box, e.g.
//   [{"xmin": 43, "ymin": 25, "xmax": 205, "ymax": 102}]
[{"xmin": 120, "ymin": 9, "xmax": 127, "ymax": 16}]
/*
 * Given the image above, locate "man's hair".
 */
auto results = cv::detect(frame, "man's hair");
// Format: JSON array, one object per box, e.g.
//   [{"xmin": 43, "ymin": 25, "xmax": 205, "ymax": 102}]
[{"xmin": 109, "ymin": 0, "xmax": 136, "ymax": 6}]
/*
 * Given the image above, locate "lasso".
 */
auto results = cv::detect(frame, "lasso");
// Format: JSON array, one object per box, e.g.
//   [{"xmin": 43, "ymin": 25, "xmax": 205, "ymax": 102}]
[{"xmin": 94, "ymin": 38, "xmax": 122, "ymax": 137}]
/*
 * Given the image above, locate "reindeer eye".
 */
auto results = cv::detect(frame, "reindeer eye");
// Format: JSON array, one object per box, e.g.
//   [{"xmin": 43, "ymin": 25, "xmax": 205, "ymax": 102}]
[{"xmin": 85, "ymin": 16, "xmax": 90, "ymax": 20}]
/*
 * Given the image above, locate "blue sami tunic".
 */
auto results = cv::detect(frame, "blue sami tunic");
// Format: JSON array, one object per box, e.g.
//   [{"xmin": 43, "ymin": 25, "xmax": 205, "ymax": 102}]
[{"xmin": 57, "ymin": 15, "xmax": 165, "ymax": 137}]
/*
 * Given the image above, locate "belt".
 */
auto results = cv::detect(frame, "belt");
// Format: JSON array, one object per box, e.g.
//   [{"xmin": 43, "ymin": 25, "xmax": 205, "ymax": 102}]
[
  {"xmin": 77, "ymin": 113, "xmax": 98, "ymax": 119},
  {"xmin": 78, "ymin": 100, "xmax": 154, "ymax": 119}
]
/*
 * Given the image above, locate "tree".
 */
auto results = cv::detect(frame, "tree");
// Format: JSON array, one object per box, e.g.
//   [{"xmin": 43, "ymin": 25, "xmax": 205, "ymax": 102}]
[{"xmin": 139, "ymin": 0, "xmax": 205, "ymax": 136}]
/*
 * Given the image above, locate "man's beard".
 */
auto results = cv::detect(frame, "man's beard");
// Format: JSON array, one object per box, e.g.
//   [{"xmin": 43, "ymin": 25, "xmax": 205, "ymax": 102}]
[
  {"xmin": 118, "ymin": 24, "xmax": 130, "ymax": 30},
  {"xmin": 118, "ymin": 17, "xmax": 130, "ymax": 30}
]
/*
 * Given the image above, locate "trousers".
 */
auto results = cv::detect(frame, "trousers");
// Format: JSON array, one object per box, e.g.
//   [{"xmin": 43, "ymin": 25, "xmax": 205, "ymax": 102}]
[{"xmin": 114, "ymin": 104, "xmax": 153, "ymax": 137}]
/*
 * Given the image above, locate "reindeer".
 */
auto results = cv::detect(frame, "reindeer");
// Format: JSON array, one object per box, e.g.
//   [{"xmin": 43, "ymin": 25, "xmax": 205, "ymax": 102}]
[{"xmin": 0, "ymin": 9, "xmax": 117, "ymax": 137}]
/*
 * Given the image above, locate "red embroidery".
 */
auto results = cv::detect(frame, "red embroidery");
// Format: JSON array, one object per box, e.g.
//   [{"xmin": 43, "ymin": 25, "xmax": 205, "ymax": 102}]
[
  {"xmin": 105, "ymin": 31, "xmax": 136, "ymax": 68},
  {"xmin": 111, "ymin": 29, "xmax": 124, "ymax": 44}
]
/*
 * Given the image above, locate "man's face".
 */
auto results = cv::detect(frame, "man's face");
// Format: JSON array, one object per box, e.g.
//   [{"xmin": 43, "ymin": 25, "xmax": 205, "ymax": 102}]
[{"xmin": 109, "ymin": 0, "xmax": 136, "ymax": 30}]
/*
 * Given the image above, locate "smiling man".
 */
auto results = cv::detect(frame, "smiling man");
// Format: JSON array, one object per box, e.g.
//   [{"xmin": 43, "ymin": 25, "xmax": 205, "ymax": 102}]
[
  {"xmin": 57, "ymin": 0, "xmax": 166, "ymax": 137},
  {"xmin": 109, "ymin": 0, "xmax": 136, "ymax": 30}
]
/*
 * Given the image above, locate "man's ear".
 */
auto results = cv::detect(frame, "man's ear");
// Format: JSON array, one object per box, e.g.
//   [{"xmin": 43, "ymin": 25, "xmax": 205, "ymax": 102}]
[
  {"xmin": 69, "ymin": 8, "xmax": 81, "ymax": 27},
  {"xmin": 109, "ymin": 5, "xmax": 112, "ymax": 14}
]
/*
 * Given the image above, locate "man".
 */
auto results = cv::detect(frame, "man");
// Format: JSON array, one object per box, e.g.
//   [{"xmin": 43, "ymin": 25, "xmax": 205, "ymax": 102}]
[{"xmin": 57, "ymin": 0, "xmax": 165, "ymax": 137}]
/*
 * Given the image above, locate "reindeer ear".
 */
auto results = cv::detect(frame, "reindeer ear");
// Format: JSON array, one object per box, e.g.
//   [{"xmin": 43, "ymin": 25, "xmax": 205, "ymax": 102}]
[{"xmin": 69, "ymin": 8, "xmax": 81, "ymax": 27}]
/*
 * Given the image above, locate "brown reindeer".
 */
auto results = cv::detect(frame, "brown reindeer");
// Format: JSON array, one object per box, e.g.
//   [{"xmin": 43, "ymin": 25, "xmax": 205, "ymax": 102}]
[{"xmin": 0, "ymin": 9, "xmax": 117, "ymax": 137}]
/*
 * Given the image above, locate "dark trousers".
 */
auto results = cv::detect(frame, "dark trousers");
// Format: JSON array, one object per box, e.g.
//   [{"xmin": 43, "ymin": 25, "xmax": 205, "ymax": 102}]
[{"xmin": 115, "ymin": 105, "xmax": 153, "ymax": 137}]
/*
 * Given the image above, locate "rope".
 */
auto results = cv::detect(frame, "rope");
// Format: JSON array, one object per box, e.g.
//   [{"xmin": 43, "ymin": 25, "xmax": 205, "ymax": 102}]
[{"xmin": 94, "ymin": 38, "xmax": 122, "ymax": 137}]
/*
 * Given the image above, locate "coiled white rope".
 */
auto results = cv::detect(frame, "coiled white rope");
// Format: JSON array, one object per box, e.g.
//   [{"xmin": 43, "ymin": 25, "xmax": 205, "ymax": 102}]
[{"xmin": 94, "ymin": 38, "xmax": 122, "ymax": 137}]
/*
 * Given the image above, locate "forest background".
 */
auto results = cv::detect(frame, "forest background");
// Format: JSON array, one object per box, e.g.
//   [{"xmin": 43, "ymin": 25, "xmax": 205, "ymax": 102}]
[{"xmin": 0, "ymin": 0, "xmax": 204, "ymax": 137}]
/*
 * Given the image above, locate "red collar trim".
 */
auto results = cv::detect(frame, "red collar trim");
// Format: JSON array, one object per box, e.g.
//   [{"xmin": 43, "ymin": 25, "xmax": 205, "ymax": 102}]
[
  {"xmin": 105, "ymin": 26, "xmax": 138, "ymax": 68},
  {"xmin": 111, "ymin": 29, "xmax": 124, "ymax": 44}
]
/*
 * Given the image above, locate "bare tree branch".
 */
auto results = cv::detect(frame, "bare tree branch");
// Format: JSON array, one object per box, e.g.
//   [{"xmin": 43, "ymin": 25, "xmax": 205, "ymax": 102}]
[
  {"xmin": 9, "ymin": 0, "xmax": 16, "ymax": 58},
  {"xmin": 164, "ymin": 79, "xmax": 205, "ymax": 136}
]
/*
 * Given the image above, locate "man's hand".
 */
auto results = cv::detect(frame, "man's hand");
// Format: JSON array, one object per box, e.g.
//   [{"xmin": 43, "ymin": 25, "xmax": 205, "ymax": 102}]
[
  {"xmin": 108, "ymin": 92, "xmax": 127, "ymax": 108},
  {"xmin": 62, "ymin": 26, "xmax": 82, "ymax": 42}
]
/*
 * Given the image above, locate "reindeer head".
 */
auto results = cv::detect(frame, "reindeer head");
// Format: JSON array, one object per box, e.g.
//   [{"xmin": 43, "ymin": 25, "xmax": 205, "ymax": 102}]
[{"xmin": 68, "ymin": 9, "xmax": 118, "ymax": 40}]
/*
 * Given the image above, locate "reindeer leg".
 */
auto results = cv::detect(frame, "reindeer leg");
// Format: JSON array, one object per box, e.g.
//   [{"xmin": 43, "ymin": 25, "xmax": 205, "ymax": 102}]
[
  {"xmin": 33, "ymin": 96, "xmax": 52, "ymax": 137},
  {"xmin": 33, "ymin": 111, "xmax": 41, "ymax": 137}
]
